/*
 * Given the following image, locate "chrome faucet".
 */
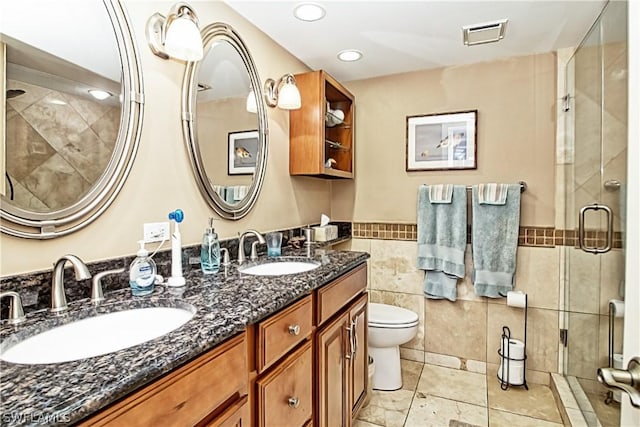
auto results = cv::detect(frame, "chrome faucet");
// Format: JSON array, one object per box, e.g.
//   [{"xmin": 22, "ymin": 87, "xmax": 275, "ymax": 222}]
[
  {"xmin": 0, "ymin": 291, "xmax": 26, "ymax": 324},
  {"xmin": 237, "ymin": 229, "xmax": 266, "ymax": 264},
  {"xmin": 51, "ymin": 255, "xmax": 92, "ymax": 313}
]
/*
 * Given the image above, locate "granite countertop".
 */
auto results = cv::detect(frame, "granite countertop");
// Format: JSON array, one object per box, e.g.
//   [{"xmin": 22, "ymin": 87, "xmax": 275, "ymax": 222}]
[{"xmin": 0, "ymin": 248, "xmax": 369, "ymax": 426}]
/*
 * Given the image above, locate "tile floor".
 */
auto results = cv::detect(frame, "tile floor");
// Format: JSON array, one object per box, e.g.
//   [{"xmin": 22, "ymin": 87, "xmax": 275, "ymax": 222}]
[{"xmin": 355, "ymin": 360, "xmax": 564, "ymax": 427}]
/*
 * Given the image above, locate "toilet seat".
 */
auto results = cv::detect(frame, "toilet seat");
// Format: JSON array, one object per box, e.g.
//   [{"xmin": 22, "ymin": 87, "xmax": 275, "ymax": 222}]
[{"xmin": 368, "ymin": 303, "xmax": 419, "ymax": 329}]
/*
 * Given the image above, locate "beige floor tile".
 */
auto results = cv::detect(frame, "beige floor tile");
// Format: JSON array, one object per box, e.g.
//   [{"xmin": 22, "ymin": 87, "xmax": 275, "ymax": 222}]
[
  {"xmin": 357, "ymin": 389, "xmax": 414, "ymax": 427},
  {"xmin": 405, "ymin": 395, "xmax": 488, "ymax": 427},
  {"xmin": 586, "ymin": 392, "xmax": 620, "ymax": 427},
  {"xmin": 417, "ymin": 364, "xmax": 487, "ymax": 407},
  {"xmin": 401, "ymin": 359, "xmax": 424, "ymax": 391},
  {"xmin": 487, "ymin": 379, "xmax": 562, "ymax": 423},
  {"xmin": 488, "ymin": 409, "xmax": 563, "ymax": 427}
]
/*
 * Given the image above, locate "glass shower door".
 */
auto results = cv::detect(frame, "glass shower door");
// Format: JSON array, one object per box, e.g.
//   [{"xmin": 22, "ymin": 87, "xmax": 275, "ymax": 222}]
[{"xmin": 563, "ymin": 1, "xmax": 628, "ymax": 426}]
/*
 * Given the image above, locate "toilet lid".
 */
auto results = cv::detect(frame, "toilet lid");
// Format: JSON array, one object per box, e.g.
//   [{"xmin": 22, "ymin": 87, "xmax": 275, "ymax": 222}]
[{"xmin": 368, "ymin": 303, "xmax": 419, "ymax": 327}]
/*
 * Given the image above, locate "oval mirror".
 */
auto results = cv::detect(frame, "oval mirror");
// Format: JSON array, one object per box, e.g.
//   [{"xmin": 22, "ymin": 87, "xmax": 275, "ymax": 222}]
[
  {"xmin": 182, "ymin": 22, "xmax": 268, "ymax": 220},
  {"xmin": 0, "ymin": 0, "xmax": 143, "ymax": 239}
]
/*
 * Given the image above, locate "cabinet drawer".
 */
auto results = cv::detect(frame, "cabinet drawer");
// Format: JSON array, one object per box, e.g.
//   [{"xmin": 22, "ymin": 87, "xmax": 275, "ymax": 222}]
[
  {"xmin": 257, "ymin": 295, "xmax": 313, "ymax": 372},
  {"xmin": 82, "ymin": 334, "xmax": 247, "ymax": 427},
  {"xmin": 257, "ymin": 341, "xmax": 313, "ymax": 427},
  {"xmin": 205, "ymin": 395, "xmax": 250, "ymax": 427},
  {"xmin": 317, "ymin": 263, "xmax": 367, "ymax": 326}
]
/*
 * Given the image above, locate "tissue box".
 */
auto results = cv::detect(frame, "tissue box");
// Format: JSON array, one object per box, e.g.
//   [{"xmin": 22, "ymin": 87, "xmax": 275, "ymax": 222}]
[{"xmin": 313, "ymin": 225, "xmax": 338, "ymax": 242}]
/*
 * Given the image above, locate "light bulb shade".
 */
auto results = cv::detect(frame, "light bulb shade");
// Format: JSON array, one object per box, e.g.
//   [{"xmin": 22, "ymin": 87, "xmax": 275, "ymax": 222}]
[
  {"xmin": 146, "ymin": 3, "xmax": 203, "ymax": 61},
  {"xmin": 246, "ymin": 90, "xmax": 258, "ymax": 113},
  {"xmin": 164, "ymin": 15, "xmax": 203, "ymax": 61},
  {"xmin": 277, "ymin": 81, "xmax": 301, "ymax": 110}
]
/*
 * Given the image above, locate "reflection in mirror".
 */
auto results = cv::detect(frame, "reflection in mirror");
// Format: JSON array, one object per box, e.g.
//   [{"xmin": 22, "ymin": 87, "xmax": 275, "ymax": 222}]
[
  {"xmin": 3, "ymin": 34, "xmax": 120, "ymax": 212},
  {"xmin": 182, "ymin": 23, "xmax": 268, "ymax": 220},
  {"xmin": 197, "ymin": 40, "xmax": 256, "ymax": 205},
  {"xmin": 0, "ymin": 0, "xmax": 144, "ymax": 238}
]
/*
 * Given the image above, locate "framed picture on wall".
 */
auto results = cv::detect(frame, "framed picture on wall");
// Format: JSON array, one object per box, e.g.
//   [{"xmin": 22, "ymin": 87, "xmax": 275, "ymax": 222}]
[
  {"xmin": 406, "ymin": 110, "xmax": 477, "ymax": 171},
  {"xmin": 228, "ymin": 130, "xmax": 258, "ymax": 175}
]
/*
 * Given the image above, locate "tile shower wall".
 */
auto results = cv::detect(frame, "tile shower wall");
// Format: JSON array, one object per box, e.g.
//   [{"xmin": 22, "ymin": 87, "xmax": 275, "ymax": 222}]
[
  {"xmin": 5, "ymin": 79, "xmax": 119, "ymax": 212},
  {"xmin": 338, "ymin": 234, "xmax": 564, "ymax": 386}
]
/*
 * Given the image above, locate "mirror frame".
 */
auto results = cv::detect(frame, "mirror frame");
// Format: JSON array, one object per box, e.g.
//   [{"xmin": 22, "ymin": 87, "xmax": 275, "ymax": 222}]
[
  {"xmin": 182, "ymin": 22, "xmax": 268, "ymax": 220},
  {"xmin": 0, "ymin": 0, "xmax": 144, "ymax": 239}
]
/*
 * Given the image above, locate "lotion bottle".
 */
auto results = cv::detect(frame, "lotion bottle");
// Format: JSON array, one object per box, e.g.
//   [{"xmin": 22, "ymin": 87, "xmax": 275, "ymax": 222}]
[
  {"xmin": 129, "ymin": 240, "xmax": 157, "ymax": 296},
  {"xmin": 201, "ymin": 218, "xmax": 220, "ymax": 274}
]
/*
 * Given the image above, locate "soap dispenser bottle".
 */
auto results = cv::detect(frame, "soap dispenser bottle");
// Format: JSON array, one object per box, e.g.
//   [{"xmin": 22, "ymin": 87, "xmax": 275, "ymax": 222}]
[
  {"xmin": 201, "ymin": 218, "xmax": 220, "ymax": 274},
  {"xmin": 129, "ymin": 240, "xmax": 157, "ymax": 296}
]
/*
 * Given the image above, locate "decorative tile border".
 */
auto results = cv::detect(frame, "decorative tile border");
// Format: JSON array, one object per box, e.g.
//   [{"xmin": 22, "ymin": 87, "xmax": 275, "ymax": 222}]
[{"xmin": 352, "ymin": 222, "xmax": 624, "ymax": 249}]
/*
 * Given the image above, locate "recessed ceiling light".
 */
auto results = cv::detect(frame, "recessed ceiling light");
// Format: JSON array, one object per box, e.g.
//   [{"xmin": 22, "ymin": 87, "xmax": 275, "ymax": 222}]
[
  {"xmin": 293, "ymin": 3, "xmax": 326, "ymax": 22},
  {"xmin": 88, "ymin": 89, "xmax": 112, "ymax": 100},
  {"xmin": 337, "ymin": 50, "xmax": 363, "ymax": 62},
  {"xmin": 49, "ymin": 98, "xmax": 67, "ymax": 106}
]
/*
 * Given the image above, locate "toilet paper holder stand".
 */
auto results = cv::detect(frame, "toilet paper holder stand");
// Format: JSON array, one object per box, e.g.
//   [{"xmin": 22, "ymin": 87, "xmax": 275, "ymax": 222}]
[
  {"xmin": 604, "ymin": 300, "xmax": 623, "ymax": 405},
  {"xmin": 497, "ymin": 295, "xmax": 528, "ymax": 391}
]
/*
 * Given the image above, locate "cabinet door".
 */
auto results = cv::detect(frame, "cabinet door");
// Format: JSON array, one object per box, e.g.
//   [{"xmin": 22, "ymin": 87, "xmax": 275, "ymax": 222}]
[
  {"xmin": 316, "ymin": 312, "xmax": 349, "ymax": 427},
  {"xmin": 349, "ymin": 294, "xmax": 368, "ymax": 417}
]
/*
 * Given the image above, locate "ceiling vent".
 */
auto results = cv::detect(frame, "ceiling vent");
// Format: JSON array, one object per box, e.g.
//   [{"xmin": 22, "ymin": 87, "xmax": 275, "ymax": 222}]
[{"xmin": 462, "ymin": 19, "xmax": 508, "ymax": 46}]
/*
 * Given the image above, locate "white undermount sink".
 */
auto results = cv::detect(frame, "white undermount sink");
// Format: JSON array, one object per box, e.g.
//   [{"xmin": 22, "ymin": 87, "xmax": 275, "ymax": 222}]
[
  {"xmin": 0, "ymin": 305, "xmax": 195, "ymax": 365},
  {"xmin": 239, "ymin": 260, "xmax": 320, "ymax": 276}
]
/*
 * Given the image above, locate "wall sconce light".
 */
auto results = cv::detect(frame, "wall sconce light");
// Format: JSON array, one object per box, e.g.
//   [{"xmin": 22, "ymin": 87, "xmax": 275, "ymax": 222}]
[
  {"xmin": 146, "ymin": 3, "xmax": 203, "ymax": 61},
  {"xmin": 246, "ymin": 89, "xmax": 258, "ymax": 113},
  {"xmin": 264, "ymin": 74, "xmax": 301, "ymax": 110}
]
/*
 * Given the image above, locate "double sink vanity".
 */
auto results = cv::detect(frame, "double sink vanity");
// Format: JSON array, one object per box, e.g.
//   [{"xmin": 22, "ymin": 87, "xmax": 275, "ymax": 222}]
[{"xmin": 0, "ymin": 248, "xmax": 369, "ymax": 426}]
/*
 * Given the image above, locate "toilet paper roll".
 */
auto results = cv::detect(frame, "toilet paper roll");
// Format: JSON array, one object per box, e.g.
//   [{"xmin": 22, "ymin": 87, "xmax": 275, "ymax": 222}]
[
  {"xmin": 613, "ymin": 353, "xmax": 624, "ymax": 369},
  {"xmin": 507, "ymin": 291, "xmax": 527, "ymax": 308},
  {"xmin": 608, "ymin": 299, "xmax": 625, "ymax": 318},
  {"xmin": 501, "ymin": 337, "xmax": 525, "ymax": 360},
  {"xmin": 498, "ymin": 362, "xmax": 525, "ymax": 385}
]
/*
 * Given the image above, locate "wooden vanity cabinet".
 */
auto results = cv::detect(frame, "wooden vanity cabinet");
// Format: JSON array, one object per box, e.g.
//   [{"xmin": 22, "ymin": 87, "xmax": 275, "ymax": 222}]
[
  {"xmin": 289, "ymin": 70, "xmax": 355, "ymax": 179},
  {"xmin": 316, "ymin": 264, "xmax": 368, "ymax": 427},
  {"xmin": 79, "ymin": 333, "xmax": 249, "ymax": 427}
]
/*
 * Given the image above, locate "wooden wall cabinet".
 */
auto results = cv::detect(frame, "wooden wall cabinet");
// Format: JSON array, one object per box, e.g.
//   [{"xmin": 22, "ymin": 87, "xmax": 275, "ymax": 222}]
[{"xmin": 289, "ymin": 70, "xmax": 355, "ymax": 179}]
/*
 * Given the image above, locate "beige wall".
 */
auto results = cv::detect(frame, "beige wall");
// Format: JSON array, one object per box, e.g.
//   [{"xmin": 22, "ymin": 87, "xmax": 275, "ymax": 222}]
[
  {"xmin": 0, "ymin": 1, "xmax": 330, "ymax": 275},
  {"xmin": 332, "ymin": 53, "xmax": 557, "ymax": 227}
]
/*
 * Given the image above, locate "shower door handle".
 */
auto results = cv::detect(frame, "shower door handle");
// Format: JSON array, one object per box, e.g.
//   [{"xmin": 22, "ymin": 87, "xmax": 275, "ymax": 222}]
[
  {"xmin": 597, "ymin": 357, "xmax": 640, "ymax": 408},
  {"xmin": 578, "ymin": 204, "xmax": 613, "ymax": 254}
]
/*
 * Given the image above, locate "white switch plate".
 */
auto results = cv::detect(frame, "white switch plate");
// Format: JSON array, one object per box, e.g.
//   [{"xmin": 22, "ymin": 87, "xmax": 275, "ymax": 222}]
[{"xmin": 143, "ymin": 222, "xmax": 170, "ymax": 243}]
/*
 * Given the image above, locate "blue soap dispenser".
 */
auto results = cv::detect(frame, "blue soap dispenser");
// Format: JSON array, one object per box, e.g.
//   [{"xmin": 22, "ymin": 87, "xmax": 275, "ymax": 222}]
[
  {"xmin": 129, "ymin": 240, "xmax": 157, "ymax": 296},
  {"xmin": 201, "ymin": 217, "xmax": 220, "ymax": 274}
]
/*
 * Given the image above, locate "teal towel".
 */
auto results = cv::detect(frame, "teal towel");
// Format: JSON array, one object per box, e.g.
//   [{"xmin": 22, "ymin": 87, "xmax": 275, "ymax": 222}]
[
  {"xmin": 472, "ymin": 184, "xmax": 521, "ymax": 297},
  {"xmin": 417, "ymin": 185, "xmax": 467, "ymax": 301}
]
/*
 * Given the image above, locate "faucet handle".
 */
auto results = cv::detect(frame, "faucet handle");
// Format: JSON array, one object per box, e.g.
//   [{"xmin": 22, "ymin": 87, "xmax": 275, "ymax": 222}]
[
  {"xmin": 0, "ymin": 291, "xmax": 26, "ymax": 324},
  {"xmin": 91, "ymin": 268, "xmax": 126, "ymax": 304},
  {"xmin": 250, "ymin": 241, "xmax": 261, "ymax": 261}
]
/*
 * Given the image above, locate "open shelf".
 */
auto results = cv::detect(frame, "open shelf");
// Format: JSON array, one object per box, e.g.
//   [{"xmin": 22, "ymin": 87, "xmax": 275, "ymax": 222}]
[{"xmin": 289, "ymin": 70, "xmax": 355, "ymax": 179}]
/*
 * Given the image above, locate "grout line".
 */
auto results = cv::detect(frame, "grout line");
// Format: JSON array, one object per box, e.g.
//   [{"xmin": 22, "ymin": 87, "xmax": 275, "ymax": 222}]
[{"xmin": 402, "ymin": 362, "xmax": 425, "ymax": 427}]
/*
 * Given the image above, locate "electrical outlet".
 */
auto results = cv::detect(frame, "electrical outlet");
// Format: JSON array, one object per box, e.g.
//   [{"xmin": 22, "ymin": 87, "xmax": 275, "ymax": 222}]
[{"xmin": 143, "ymin": 222, "xmax": 170, "ymax": 243}]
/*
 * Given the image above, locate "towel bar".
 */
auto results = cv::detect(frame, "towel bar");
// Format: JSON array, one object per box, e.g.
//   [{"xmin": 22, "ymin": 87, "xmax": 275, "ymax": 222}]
[{"xmin": 464, "ymin": 181, "xmax": 527, "ymax": 193}]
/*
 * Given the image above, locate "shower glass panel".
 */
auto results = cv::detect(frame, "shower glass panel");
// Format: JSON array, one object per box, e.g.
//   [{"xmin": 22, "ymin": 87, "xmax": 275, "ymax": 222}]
[{"xmin": 563, "ymin": 1, "xmax": 627, "ymax": 426}]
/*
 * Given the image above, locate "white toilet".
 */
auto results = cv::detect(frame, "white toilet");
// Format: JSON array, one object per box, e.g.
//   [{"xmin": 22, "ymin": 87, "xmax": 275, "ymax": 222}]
[{"xmin": 368, "ymin": 303, "xmax": 419, "ymax": 391}]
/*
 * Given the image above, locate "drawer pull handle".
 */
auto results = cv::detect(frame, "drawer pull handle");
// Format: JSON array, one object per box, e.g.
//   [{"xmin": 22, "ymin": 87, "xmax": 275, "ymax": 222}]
[
  {"xmin": 288, "ymin": 324, "xmax": 301, "ymax": 336},
  {"xmin": 288, "ymin": 397, "xmax": 300, "ymax": 408}
]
